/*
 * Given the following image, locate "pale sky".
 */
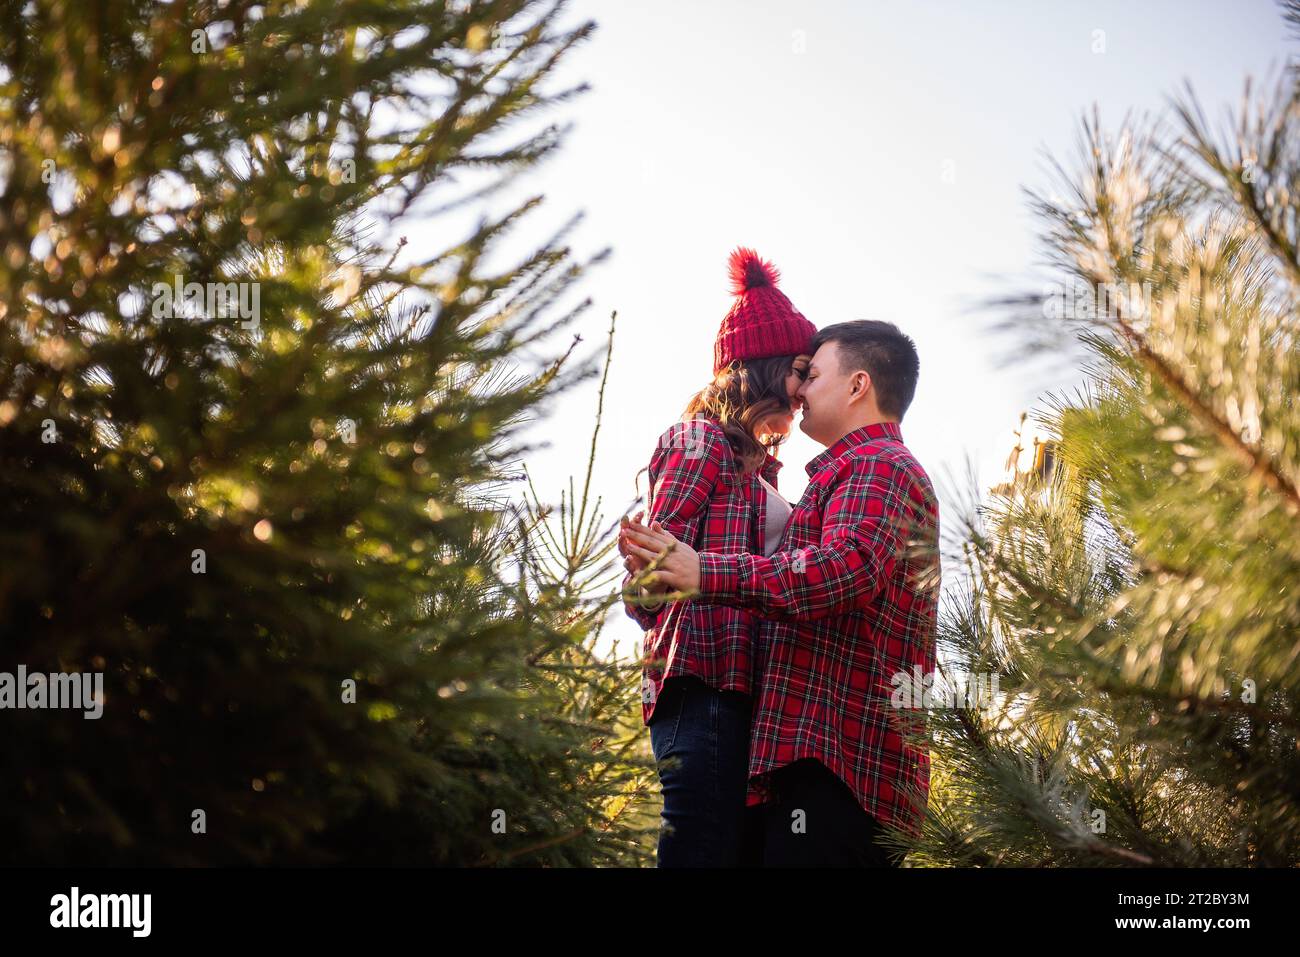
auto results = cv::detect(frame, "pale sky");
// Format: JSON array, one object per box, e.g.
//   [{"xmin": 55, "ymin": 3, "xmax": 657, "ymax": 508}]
[{"xmin": 413, "ymin": 1, "xmax": 1293, "ymax": 654}]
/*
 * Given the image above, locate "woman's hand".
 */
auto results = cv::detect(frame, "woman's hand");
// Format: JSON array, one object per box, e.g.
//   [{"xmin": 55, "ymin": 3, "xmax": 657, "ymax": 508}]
[
  {"xmin": 620, "ymin": 512, "xmax": 672, "ymax": 610},
  {"xmin": 618, "ymin": 511, "xmax": 647, "ymax": 570},
  {"xmin": 621, "ymin": 519, "xmax": 701, "ymax": 593},
  {"xmin": 619, "ymin": 512, "xmax": 658, "ymax": 585}
]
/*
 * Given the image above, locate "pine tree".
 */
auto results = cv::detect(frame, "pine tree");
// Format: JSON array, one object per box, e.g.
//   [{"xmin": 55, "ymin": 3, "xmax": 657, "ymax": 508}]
[
  {"xmin": 513, "ymin": 312, "xmax": 661, "ymax": 865},
  {"xmin": 0, "ymin": 0, "xmax": 643, "ymax": 865},
  {"xmin": 910, "ymin": 32, "xmax": 1300, "ymax": 865}
]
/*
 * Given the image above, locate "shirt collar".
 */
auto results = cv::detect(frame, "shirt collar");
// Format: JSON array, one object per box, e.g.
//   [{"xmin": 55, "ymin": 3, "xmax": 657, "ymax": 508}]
[{"xmin": 805, "ymin": 421, "xmax": 903, "ymax": 477}]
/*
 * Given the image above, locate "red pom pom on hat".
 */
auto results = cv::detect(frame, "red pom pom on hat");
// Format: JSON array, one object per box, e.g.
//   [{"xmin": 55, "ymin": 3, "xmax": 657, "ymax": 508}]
[{"xmin": 728, "ymin": 247, "xmax": 780, "ymax": 295}]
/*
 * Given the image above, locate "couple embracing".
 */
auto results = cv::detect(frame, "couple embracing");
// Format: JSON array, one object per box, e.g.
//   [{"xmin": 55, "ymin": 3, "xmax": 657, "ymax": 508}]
[{"xmin": 620, "ymin": 248, "xmax": 941, "ymax": 868}]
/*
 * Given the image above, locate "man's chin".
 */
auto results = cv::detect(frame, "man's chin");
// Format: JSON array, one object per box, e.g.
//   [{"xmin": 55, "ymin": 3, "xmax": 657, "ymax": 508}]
[{"xmin": 798, "ymin": 415, "xmax": 831, "ymax": 446}]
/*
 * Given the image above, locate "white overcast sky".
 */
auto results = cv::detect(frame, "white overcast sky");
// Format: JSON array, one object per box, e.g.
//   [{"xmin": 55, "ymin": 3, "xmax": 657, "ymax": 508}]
[{"xmin": 407, "ymin": 1, "xmax": 1293, "ymax": 654}]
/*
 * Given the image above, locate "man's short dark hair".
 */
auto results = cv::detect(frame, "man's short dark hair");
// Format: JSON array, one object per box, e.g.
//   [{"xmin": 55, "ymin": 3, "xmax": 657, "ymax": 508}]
[{"xmin": 810, "ymin": 320, "xmax": 919, "ymax": 420}]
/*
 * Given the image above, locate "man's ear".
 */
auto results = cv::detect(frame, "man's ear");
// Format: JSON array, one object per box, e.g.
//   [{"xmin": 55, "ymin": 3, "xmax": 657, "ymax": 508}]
[{"xmin": 849, "ymin": 371, "xmax": 871, "ymax": 402}]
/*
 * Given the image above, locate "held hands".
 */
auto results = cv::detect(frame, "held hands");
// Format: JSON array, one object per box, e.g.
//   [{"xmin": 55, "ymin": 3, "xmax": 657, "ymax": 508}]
[
  {"xmin": 617, "ymin": 511, "xmax": 650, "ymax": 574},
  {"xmin": 619, "ymin": 516, "xmax": 701, "ymax": 594},
  {"xmin": 618, "ymin": 511, "xmax": 670, "ymax": 611}
]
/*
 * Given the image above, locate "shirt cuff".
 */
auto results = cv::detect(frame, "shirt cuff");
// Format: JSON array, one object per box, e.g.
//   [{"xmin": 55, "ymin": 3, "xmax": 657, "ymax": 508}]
[
  {"xmin": 638, "ymin": 587, "xmax": 665, "ymax": 613},
  {"xmin": 697, "ymin": 552, "xmax": 740, "ymax": 601}
]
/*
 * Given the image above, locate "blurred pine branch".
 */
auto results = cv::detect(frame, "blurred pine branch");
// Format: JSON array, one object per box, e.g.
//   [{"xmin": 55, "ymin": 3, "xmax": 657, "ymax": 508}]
[{"xmin": 909, "ymin": 6, "xmax": 1300, "ymax": 867}]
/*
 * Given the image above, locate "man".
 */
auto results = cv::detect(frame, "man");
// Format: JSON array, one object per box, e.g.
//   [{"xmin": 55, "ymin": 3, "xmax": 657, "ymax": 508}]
[{"xmin": 622, "ymin": 320, "xmax": 940, "ymax": 867}]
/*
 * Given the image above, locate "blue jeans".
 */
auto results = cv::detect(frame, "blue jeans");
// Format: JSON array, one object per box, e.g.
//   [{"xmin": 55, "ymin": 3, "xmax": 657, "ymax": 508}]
[{"xmin": 649, "ymin": 676, "xmax": 755, "ymax": 867}]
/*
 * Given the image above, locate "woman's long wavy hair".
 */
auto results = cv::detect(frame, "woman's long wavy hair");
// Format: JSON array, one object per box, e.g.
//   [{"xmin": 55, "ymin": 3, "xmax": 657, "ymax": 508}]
[{"xmin": 683, "ymin": 354, "xmax": 803, "ymax": 475}]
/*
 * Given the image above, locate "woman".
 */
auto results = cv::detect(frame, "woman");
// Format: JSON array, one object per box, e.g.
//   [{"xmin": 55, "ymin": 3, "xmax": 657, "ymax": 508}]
[{"xmin": 619, "ymin": 247, "xmax": 815, "ymax": 867}]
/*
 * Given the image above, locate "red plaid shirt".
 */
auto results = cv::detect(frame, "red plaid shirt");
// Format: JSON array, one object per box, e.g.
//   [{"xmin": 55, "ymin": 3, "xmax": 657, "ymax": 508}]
[
  {"xmin": 695, "ymin": 421, "xmax": 940, "ymax": 838},
  {"xmin": 624, "ymin": 416, "xmax": 782, "ymax": 725}
]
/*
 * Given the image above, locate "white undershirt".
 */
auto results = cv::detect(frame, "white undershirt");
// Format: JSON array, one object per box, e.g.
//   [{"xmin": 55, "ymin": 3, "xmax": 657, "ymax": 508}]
[{"xmin": 755, "ymin": 473, "xmax": 792, "ymax": 556}]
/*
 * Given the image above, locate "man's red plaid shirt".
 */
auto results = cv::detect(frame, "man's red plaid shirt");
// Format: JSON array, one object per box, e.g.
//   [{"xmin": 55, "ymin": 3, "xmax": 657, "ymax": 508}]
[{"xmin": 695, "ymin": 421, "xmax": 940, "ymax": 839}]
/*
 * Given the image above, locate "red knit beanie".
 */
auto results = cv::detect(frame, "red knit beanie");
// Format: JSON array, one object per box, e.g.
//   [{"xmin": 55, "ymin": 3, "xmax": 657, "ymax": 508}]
[{"xmin": 714, "ymin": 247, "xmax": 816, "ymax": 373}]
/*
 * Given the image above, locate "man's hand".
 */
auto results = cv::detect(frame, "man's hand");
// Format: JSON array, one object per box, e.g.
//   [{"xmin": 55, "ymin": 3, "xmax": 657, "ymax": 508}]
[{"xmin": 621, "ymin": 518, "xmax": 701, "ymax": 593}]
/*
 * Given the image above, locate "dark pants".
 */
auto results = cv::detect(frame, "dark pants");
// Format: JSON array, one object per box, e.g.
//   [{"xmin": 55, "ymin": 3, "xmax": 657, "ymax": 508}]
[
  {"xmin": 648, "ymin": 676, "xmax": 753, "ymax": 867},
  {"xmin": 759, "ymin": 758, "xmax": 904, "ymax": 868}
]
